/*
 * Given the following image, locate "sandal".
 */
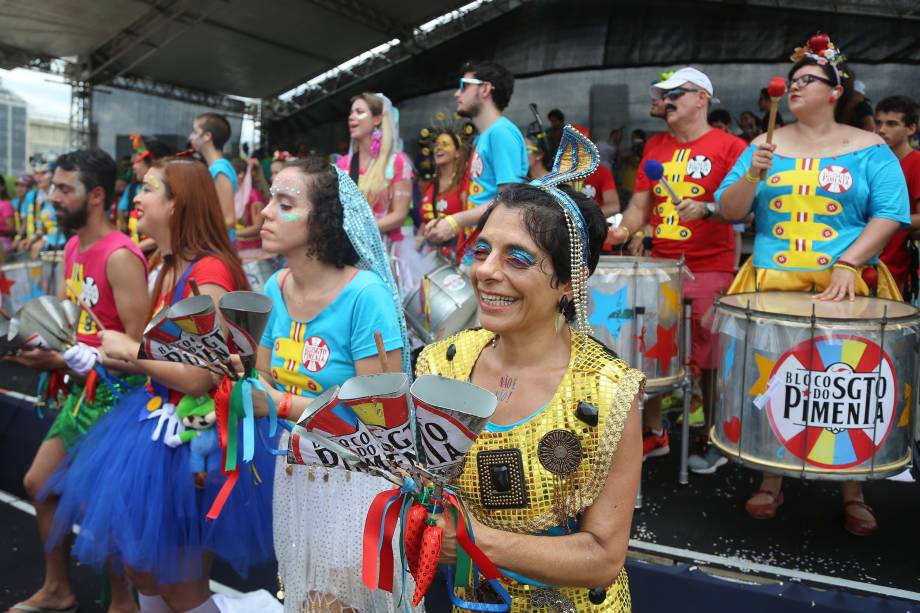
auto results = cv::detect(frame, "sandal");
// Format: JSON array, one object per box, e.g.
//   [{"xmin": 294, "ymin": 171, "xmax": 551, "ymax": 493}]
[
  {"xmin": 745, "ymin": 488, "xmax": 783, "ymax": 519},
  {"xmin": 843, "ymin": 500, "xmax": 878, "ymax": 536}
]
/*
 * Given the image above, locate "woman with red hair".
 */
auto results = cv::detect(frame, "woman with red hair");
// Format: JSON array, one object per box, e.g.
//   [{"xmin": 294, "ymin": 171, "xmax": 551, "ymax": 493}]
[{"xmin": 47, "ymin": 159, "xmax": 275, "ymax": 612}]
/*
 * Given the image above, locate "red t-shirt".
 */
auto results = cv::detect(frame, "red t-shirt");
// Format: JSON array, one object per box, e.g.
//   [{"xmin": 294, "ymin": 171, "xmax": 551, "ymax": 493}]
[
  {"xmin": 635, "ymin": 128, "xmax": 747, "ymax": 273},
  {"xmin": 581, "ymin": 164, "xmax": 617, "ymax": 207},
  {"xmin": 420, "ymin": 176, "xmax": 468, "ymax": 223},
  {"xmin": 153, "ymin": 255, "xmax": 238, "ymax": 313},
  {"xmin": 879, "ymin": 149, "xmax": 920, "ymax": 291}
]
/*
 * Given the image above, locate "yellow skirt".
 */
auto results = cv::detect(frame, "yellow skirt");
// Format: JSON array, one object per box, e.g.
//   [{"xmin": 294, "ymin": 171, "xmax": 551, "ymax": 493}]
[{"xmin": 728, "ymin": 260, "xmax": 903, "ymax": 302}]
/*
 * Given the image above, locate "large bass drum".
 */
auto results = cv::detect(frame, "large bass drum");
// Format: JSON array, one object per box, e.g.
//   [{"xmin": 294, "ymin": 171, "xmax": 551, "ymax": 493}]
[
  {"xmin": 712, "ymin": 291, "xmax": 920, "ymax": 480},
  {"xmin": 587, "ymin": 256, "xmax": 685, "ymax": 391}
]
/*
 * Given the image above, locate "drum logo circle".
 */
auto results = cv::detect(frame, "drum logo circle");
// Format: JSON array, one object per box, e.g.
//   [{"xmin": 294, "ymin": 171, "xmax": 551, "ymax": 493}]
[
  {"xmin": 765, "ymin": 335, "xmax": 897, "ymax": 469},
  {"xmin": 818, "ymin": 165, "xmax": 853, "ymax": 194},
  {"xmin": 301, "ymin": 336, "xmax": 330, "ymax": 372},
  {"xmin": 443, "ymin": 274, "xmax": 466, "ymax": 292}
]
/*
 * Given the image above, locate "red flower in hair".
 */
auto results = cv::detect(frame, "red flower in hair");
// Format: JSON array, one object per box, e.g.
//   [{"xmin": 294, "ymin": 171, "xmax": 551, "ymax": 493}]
[{"xmin": 808, "ymin": 33, "xmax": 831, "ymax": 53}]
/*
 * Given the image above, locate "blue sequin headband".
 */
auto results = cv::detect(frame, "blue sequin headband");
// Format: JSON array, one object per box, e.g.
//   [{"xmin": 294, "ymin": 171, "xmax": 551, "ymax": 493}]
[
  {"xmin": 527, "ymin": 125, "xmax": 599, "ymax": 332},
  {"xmin": 529, "ymin": 125, "xmax": 598, "ymax": 262}
]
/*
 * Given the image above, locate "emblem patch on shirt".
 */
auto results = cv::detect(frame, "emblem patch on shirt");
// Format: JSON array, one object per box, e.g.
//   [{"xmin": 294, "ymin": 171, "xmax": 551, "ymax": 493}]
[
  {"xmin": 476, "ymin": 448, "xmax": 528, "ymax": 509},
  {"xmin": 301, "ymin": 336, "xmax": 330, "ymax": 372},
  {"xmin": 685, "ymin": 155, "xmax": 712, "ymax": 179},
  {"xmin": 818, "ymin": 165, "xmax": 853, "ymax": 194}
]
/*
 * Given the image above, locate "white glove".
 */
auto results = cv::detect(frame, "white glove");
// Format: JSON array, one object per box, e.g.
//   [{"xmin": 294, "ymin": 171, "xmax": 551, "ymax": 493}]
[{"xmin": 62, "ymin": 343, "xmax": 101, "ymax": 377}]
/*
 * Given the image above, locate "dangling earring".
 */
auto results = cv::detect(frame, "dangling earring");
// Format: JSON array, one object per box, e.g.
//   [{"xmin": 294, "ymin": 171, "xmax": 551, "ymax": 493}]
[
  {"xmin": 555, "ymin": 295, "xmax": 570, "ymax": 333},
  {"xmin": 370, "ymin": 127, "xmax": 382, "ymax": 158}
]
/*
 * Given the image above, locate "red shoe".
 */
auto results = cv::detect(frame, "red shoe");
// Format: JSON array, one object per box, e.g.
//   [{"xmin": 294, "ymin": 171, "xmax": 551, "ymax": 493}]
[
  {"xmin": 745, "ymin": 489, "xmax": 783, "ymax": 519},
  {"xmin": 643, "ymin": 427, "xmax": 670, "ymax": 460},
  {"xmin": 844, "ymin": 500, "xmax": 878, "ymax": 536}
]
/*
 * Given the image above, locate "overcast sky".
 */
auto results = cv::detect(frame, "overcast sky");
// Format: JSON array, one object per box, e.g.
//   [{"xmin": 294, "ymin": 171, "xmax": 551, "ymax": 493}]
[{"xmin": 0, "ymin": 67, "xmax": 70, "ymax": 120}]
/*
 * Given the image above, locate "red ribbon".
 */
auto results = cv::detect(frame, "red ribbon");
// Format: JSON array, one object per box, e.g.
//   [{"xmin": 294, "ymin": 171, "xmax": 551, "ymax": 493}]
[
  {"xmin": 362, "ymin": 487, "xmax": 405, "ymax": 593},
  {"xmin": 85, "ymin": 369, "xmax": 98, "ymax": 405},
  {"xmin": 443, "ymin": 492, "xmax": 501, "ymax": 581},
  {"xmin": 207, "ymin": 376, "xmax": 236, "ymax": 520}
]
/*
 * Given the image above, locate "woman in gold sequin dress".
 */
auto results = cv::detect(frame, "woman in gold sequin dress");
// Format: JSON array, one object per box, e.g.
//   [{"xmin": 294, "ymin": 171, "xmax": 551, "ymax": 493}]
[{"xmin": 415, "ymin": 126, "xmax": 644, "ymax": 613}]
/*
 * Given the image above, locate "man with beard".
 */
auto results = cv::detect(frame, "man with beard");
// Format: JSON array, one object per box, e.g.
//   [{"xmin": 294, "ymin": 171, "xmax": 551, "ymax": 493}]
[
  {"xmin": 423, "ymin": 60, "xmax": 527, "ymax": 256},
  {"xmin": 8, "ymin": 149, "xmax": 148, "ymax": 613},
  {"xmin": 609, "ymin": 68, "xmax": 747, "ymax": 472}
]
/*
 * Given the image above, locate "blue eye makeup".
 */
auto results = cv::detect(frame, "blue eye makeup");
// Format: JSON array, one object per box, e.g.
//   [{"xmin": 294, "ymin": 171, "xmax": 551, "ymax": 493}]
[
  {"xmin": 472, "ymin": 240, "xmax": 492, "ymax": 260},
  {"xmin": 506, "ymin": 247, "xmax": 537, "ymax": 269}
]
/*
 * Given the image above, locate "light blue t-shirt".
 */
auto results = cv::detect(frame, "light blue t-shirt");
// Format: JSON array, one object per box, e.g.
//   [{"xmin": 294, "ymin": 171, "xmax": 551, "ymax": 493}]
[
  {"xmin": 467, "ymin": 116, "xmax": 528, "ymax": 207},
  {"xmin": 715, "ymin": 143, "xmax": 909, "ymax": 271},
  {"xmin": 259, "ymin": 269, "xmax": 403, "ymax": 398},
  {"xmin": 209, "ymin": 158, "xmax": 238, "ymax": 193},
  {"xmin": 117, "ymin": 181, "xmax": 140, "ymax": 213}
]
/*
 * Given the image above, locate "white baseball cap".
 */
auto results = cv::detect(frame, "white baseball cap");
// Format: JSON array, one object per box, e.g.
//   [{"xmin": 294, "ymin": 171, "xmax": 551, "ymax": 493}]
[
  {"xmin": 853, "ymin": 79, "xmax": 867, "ymax": 96},
  {"xmin": 650, "ymin": 67, "xmax": 720, "ymax": 104}
]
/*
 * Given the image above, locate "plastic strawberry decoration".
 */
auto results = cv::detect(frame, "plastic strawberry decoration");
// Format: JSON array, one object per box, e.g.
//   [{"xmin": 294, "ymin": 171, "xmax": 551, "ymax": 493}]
[
  {"xmin": 411, "ymin": 522, "xmax": 443, "ymax": 606},
  {"xmin": 404, "ymin": 502, "xmax": 427, "ymax": 577}
]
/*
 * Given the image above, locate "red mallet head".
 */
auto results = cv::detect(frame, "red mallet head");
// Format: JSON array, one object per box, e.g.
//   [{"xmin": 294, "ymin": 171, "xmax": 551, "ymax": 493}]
[{"xmin": 767, "ymin": 77, "xmax": 787, "ymax": 99}]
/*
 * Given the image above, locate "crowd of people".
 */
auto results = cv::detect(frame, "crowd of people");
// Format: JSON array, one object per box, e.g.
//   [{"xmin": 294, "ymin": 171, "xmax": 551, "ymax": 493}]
[{"xmin": 0, "ymin": 31, "xmax": 918, "ymax": 613}]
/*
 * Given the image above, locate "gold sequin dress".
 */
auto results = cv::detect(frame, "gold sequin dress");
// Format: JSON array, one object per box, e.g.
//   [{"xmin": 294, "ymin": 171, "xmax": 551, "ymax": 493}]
[{"xmin": 416, "ymin": 328, "xmax": 644, "ymax": 612}]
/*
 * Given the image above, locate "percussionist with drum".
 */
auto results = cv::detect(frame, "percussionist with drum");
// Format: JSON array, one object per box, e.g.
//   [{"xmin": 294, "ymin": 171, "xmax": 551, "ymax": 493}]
[
  {"xmin": 714, "ymin": 33, "xmax": 911, "ymax": 535},
  {"xmin": 609, "ymin": 67, "xmax": 748, "ymax": 471}
]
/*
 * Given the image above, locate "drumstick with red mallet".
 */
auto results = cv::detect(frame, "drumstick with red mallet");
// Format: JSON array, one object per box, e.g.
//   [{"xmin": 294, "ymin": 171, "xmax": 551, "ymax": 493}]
[{"xmin": 760, "ymin": 77, "xmax": 787, "ymax": 180}]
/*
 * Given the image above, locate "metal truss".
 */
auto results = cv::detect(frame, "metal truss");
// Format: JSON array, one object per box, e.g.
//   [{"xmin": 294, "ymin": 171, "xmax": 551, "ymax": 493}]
[
  {"xmin": 68, "ymin": 74, "xmax": 93, "ymax": 149},
  {"xmin": 266, "ymin": 0, "xmax": 529, "ymax": 120},
  {"xmin": 699, "ymin": 0, "xmax": 920, "ymax": 20}
]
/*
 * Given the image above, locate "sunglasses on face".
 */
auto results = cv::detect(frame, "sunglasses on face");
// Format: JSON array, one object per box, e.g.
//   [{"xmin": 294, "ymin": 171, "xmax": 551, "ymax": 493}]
[
  {"xmin": 458, "ymin": 77, "xmax": 485, "ymax": 92},
  {"xmin": 789, "ymin": 74, "xmax": 836, "ymax": 89},
  {"xmin": 660, "ymin": 87, "xmax": 703, "ymax": 101}
]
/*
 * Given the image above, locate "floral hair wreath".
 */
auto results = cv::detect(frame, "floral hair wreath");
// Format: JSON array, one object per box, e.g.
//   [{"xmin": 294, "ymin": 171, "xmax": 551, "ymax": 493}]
[{"xmin": 790, "ymin": 32, "xmax": 850, "ymax": 82}]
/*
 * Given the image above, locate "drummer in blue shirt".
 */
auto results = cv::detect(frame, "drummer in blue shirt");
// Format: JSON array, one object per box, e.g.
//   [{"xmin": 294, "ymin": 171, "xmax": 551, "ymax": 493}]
[
  {"xmin": 423, "ymin": 61, "xmax": 528, "ymax": 260},
  {"xmin": 716, "ymin": 35, "xmax": 909, "ymax": 536}
]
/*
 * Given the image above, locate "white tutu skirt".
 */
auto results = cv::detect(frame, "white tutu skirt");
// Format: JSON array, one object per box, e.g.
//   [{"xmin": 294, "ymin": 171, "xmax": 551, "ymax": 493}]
[{"xmin": 273, "ymin": 432, "xmax": 422, "ymax": 612}]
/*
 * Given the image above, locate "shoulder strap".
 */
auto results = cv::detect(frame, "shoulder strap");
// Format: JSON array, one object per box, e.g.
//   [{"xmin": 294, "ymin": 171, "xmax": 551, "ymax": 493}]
[
  {"xmin": 349, "ymin": 153, "xmax": 361, "ymax": 184},
  {"xmin": 171, "ymin": 257, "xmax": 202, "ymax": 306}
]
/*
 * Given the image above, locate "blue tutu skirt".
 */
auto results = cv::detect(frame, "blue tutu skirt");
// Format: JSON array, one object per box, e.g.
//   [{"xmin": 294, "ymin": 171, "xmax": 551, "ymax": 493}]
[{"xmin": 46, "ymin": 385, "xmax": 277, "ymax": 584}]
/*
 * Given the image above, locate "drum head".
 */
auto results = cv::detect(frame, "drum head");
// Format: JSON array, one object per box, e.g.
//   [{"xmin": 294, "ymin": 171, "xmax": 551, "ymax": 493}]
[{"xmin": 718, "ymin": 291, "xmax": 919, "ymax": 323}]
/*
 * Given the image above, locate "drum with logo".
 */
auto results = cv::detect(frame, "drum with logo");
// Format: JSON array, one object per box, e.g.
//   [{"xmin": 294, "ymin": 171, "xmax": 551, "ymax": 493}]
[
  {"xmin": 711, "ymin": 291, "xmax": 920, "ymax": 480},
  {"xmin": 40, "ymin": 251, "xmax": 64, "ymax": 296},
  {"xmin": 403, "ymin": 252, "xmax": 476, "ymax": 345},
  {"xmin": 587, "ymin": 256, "xmax": 685, "ymax": 391},
  {"xmin": 242, "ymin": 256, "xmax": 282, "ymax": 294},
  {"xmin": 0, "ymin": 261, "xmax": 43, "ymax": 314}
]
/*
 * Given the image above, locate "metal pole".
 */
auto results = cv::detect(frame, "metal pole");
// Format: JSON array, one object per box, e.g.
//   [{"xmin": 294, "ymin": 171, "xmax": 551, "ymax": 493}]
[
  {"xmin": 679, "ymin": 298, "xmax": 693, "ymax": 485},
  {"xmin": 634, "ymin": 305, "xmax": 646, "ymax": 509}
]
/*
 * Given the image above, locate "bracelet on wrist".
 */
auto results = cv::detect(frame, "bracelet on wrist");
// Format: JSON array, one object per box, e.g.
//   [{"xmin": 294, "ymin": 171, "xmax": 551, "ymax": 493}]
[
  {"xmin": 619, "ymin": 226, "xmax": 631, "ymax": 239},
  {"xmin": 278, "ymin": 392, "xmax": 293, "ymax": 420},
  {"xmin": 743, "ymin": 170, "xmax": 760, "ymax": 184},
  {"xmin": 633, "ymin": 230, "xmax": 646, "ymax": 240},
  {"xmin": 443, "ymin": 215, "xmax": 460, "ymax": 235},
  {"xmin": 833, "ymin": 261, "xmax": 859, "ymax": 275}
]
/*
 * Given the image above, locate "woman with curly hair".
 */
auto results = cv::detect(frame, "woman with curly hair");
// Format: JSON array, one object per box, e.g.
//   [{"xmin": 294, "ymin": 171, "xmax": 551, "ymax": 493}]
[{"xmin": 254, "ymin": 157, "xmax": 416, "ymax": 612}]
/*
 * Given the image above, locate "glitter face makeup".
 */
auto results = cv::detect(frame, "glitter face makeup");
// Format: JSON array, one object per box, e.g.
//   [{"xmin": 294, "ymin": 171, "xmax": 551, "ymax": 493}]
[
  {"xmin": 471, "ymin": 240, "xmax": 538, "ymax": 270},
  {"xmin": 281, "ymin": 209, "xmax": 307, "ymax": 222},
  {"xmin": 269, "ymin": 184, "xmax": 302, "ymax": 197},
  {"xmin": 506, "ymin": 247, "xmax": 538, "ymax": 269},
  {"xmin": 145, "ymin": 176, "xmax": 164, "ymax": 191}
]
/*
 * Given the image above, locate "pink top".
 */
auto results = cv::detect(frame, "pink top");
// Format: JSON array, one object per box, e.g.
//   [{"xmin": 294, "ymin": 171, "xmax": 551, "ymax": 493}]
[
  {"xmin": 236, "ymin": 190, "xmax": 264, "ymax": 252},
  {"xmin": 64, "ymin": 231, "xmax": 147, "ymax": 346},
  {"xmin": 0, "ymin": 200, "xmax": 13, "ymax": 251},
  {"xmin": 336, "ymin": 152, "xmax": 413, "ymax": 242}
]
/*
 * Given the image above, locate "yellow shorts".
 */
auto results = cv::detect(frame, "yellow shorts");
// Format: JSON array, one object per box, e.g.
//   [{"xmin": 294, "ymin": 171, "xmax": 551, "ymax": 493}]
[{"xmin": 728, "ymin": 260, "xmax": 903, "ymax": 302}]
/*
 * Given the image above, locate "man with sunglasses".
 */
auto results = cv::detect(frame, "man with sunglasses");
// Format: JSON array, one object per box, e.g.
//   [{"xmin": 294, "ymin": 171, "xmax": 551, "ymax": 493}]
[
  {"xmin": 610, "ymin": 67, "xmax": 747, "ymax": 472},
  {"xmin": 423, "ymin": 61, "xmax": 527, "ymax": 256}
]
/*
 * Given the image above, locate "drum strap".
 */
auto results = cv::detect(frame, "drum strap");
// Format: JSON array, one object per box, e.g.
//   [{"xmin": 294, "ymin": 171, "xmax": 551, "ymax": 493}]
[{"xmin": 349, "ymin": 153, "xmax": 361, "ymax": 185}]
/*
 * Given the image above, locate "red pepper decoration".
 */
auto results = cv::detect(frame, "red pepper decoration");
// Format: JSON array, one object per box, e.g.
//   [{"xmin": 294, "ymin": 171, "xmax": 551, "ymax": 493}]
[{"xmin": 85, "ymin": 369, "xmax": 99, "ymax": 405}]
